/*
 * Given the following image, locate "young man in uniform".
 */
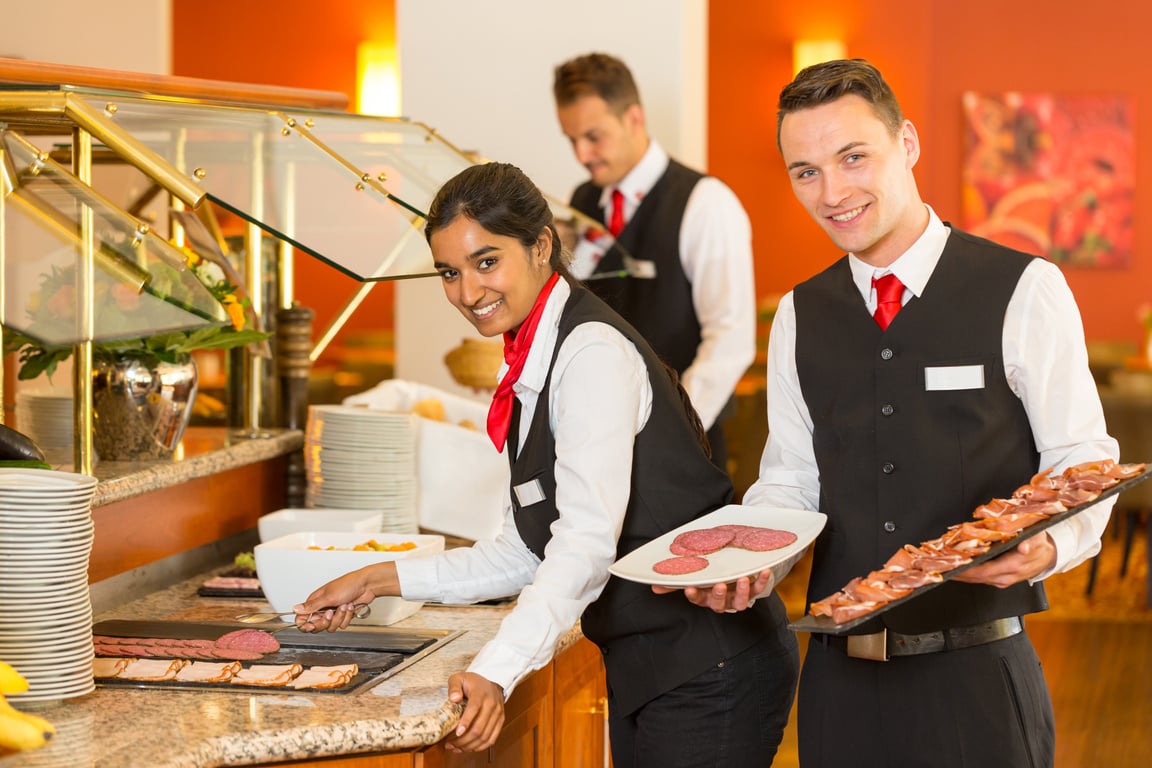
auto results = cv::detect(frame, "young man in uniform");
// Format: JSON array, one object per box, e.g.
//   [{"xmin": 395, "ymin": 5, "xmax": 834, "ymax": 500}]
[
  {"xmin": 690, "ymin": 59, "xmax": 1117, "ymax": 767},
  {"xmin": 553, "ymin": 52, "xmax": 756, "ymax": 471}
]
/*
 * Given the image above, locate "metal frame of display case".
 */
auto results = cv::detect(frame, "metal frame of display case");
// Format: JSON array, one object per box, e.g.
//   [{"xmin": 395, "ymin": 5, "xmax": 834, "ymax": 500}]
[{"xmin": 0, "ymin": 58, "xmax": 630, "ymax": 480}]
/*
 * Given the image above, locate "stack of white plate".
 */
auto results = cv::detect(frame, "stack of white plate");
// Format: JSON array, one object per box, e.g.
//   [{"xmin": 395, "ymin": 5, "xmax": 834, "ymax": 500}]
[
  {"xmin": 0, "ymin": 468, "xmax": 98, "ymax": 703},
  {"xmin": 304, "ymin": 405, "xmax": 419, "ymax": 533},
  {"xmin": 15, "ymin": 389, "xmax": 74, "ymax": 451}
]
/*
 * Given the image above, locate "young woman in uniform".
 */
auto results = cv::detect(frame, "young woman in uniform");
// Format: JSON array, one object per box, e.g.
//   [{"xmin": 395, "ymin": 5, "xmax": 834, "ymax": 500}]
[{"xmin": 293, "ymin": 161, "xmax": 798, "ymax": 767}]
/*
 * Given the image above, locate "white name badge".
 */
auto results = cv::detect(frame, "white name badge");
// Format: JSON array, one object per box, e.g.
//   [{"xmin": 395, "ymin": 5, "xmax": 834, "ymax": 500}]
[
  {"xmin": 924, "ymin": 364, "xmax": 985, "ymax": 391},
  {"xmin": 513, "ymin": 479, "xmax": 546, "ymax": 507}
]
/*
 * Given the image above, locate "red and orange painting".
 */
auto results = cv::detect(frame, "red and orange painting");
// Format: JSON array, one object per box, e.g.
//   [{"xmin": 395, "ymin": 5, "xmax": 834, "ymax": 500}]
[{"xmin": 961, "ymin": 92, "xmax": 1134, "ymax": 268}]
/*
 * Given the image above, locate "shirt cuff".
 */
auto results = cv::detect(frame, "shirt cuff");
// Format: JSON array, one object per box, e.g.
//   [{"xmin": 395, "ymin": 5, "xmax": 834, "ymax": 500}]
[
  {"xmin": 466, "ymin": 641, "xmax": 538, "ymax": 699},
  {"xmin": 394, "ymin": 555, "xmax": 441, "ymax": 602},
  {"xmin": 1029, "ymin": 517, "xmax": 1098, "ymax": 584}
]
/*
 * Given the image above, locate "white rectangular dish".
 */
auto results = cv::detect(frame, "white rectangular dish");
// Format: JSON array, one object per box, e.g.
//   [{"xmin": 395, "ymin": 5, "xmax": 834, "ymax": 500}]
[
  {"xmin": 257, "ymin": 507, "xmax": 383, "ymax": 542},
  {"xmin": 254, "ymin": 531, "xmax": 444, "ymax": 625}
]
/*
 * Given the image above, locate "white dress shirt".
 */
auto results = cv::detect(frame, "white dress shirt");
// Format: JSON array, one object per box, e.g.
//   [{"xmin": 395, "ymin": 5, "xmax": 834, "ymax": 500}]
[
  {"xmin": 574, "ymin": 141, "xmax": 755, "ymax": 430},
  {"xmin": 396, "ymin": 278, "xmax": 653, "ymax": 696},
  {"xmin": 744, "ymin": 206, "xmax": 1119, "ymax": 581}
]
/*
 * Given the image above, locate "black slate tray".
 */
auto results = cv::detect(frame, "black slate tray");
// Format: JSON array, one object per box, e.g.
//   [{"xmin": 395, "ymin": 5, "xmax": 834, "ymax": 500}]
[
  {"xmin": 789, "ymin": 464, "xmax": 1151, "ymax": 636},
  {"xmin": 92, "ymin": 620, "xmax": 463, "ymax": 694},
  {"xmin": 92, "ymin": 620, "xmax": 442, "ymax": 653},
  {"xmin": 196, "ymin": 570, "xmax": 264, "ymax": 598}
]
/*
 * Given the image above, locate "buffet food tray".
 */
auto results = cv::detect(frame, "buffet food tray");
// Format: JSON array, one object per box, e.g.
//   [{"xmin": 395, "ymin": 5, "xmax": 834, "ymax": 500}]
[
  {"xmin": 789, "ymin": 464, "xmax": 1152, "ymax": 635},
  {"xmin": 92, "ymin": 620, "xmax": 464, "ymax": 695}
]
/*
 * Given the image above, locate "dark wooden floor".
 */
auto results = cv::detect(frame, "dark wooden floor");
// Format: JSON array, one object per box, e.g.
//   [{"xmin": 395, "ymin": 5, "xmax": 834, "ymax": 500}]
[{"xmin": 771, "ymin": 513, "xmax": 1151, "ymax": 767}]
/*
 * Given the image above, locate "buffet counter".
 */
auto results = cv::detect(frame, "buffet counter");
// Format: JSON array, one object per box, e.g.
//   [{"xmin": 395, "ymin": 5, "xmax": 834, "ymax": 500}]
[
  {"xmin": 2, "ymin": 428, "xmax": 607, "ymax": 766},
  {"xmin": 1, "ymin": 568, "xmax": 595, "ymax": 768}
]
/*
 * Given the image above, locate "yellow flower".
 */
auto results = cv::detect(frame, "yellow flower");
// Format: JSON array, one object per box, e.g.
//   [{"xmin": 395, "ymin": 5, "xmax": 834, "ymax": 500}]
[
  {"xmin": 181, "ymin": 246, "xmax": 202, "ymax": 270},
  {"xmin": 222, "ymin": 294, "xmax": 246, "ymax": 331}
]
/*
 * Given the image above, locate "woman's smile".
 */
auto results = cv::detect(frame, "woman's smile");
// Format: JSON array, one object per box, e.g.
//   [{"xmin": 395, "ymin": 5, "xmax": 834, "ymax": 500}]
[{"xmin": 470, "ymin": 298, "xmax": 504, "ymax": 320}]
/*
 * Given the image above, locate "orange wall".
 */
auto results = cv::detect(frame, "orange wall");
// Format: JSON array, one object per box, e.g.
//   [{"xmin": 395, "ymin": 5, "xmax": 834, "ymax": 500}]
[
  {"xmin": 710, "ymin": 1, "xmax": 1150, "ymax": 346},
  {"xmin": 174, "ymin": 1, "xmax": 1150, "ymax": 347},
  {"xmin": 171, "ymin": 0, "xmax": 396, "ymax": 356}
]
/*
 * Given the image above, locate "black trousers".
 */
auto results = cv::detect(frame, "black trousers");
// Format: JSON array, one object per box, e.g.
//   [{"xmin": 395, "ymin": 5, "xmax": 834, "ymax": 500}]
[
  {"xmin": 798, "ymin": 629, "xmax": 1054, "ymax": 767},
  {"xmin": 607, "ymin": 623, "xmax": 800, "ymax": 768}
]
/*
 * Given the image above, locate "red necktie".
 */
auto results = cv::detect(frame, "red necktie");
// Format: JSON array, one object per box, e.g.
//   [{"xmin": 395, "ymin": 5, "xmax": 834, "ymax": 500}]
[
  {"xmin": 608, "ymin": 188, "xmax": 625, "ymax": 237},
  {"xmin": 487, "ymin": 273, "xmax": 561, "ymax": 452},
  {"xmin": 872, "ymin": 273, "xmax": 905, "ymax": 330}
]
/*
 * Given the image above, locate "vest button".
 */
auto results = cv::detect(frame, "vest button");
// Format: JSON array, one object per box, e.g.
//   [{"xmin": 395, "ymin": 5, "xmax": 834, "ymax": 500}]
[
  {"xmin": 883, "ymin": 521, "xmax": 897, "ymax": 532},
  {"xmin": 881, "ymin": 404, "xmax": 894, "ymax": 416},
  {"xmin": 880, "ymin": 348, "xmax": 894, "ymax": 360},
  {"xmin": 882, "ymin": 462, "xmax": 895, "ymax": 474}
]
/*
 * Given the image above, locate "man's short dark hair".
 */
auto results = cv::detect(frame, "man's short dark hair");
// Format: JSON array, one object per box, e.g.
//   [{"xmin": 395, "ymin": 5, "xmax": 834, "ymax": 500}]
[
  {"xmin": 776, "ymin": 59, "xmax": 904, "ymax": 150},
  {"xmin": 553, "ymin": 52, "xmax": 641, "ymax": 116}
]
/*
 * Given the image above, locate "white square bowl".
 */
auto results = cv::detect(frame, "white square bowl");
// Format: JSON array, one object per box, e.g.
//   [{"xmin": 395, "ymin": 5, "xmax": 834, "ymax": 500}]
[
  {"xmin": 257, "ymin": 507, "xmax": 383, "ymax": 542},
  {"xmin": 254, "ymin": 531, "xmax": 444, "ymax": 625}
]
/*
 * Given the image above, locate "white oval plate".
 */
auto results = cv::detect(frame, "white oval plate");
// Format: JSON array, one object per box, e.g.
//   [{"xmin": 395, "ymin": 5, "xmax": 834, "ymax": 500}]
[{"xmin": 608, "ymin": 504, "xmax": 826, "ymax": 588}]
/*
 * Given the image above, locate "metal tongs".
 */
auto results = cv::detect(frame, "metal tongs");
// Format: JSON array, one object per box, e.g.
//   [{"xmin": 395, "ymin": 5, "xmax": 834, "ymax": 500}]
[{"xmin": 234, "ymin": 603, "xmax": 371, "ymax": 630}]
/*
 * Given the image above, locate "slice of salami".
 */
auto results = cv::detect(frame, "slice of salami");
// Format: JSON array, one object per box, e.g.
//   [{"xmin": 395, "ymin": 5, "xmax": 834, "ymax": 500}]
[
  {"xmin": 669, "ymin": 528, "xmax": 735, "ymax": 556},
  {"xmin": 712, "ymin": 524, "xmax": 752, "ymax": 534},
  {"xmin": 94, "ymin": 643, "xmax": 135, "ymax": 657},
  {"xmin": 114, "ymin": 644, "xmax": 160, "ymax": 657},
  {"xmin": 731, "ymin": 527, "xmax": 798, "ymax": 552},
  {"xmin": 652, "ymin": 555, "xmax": 710, "ymax": 575},
  {"xmin": 215, "ymin": 629, "xmax": 281, "ymax": 653},
  {"xmin": 178, "ymin": 646, "xmax": 224, "ymax": 660}
]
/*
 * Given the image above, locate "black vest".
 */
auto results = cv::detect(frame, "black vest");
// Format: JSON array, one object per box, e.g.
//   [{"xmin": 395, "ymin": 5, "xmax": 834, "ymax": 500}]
[
  {"xmin": 508, "ymin": 283, "xmax": 787, "ymax": 715},
  {"xmin": 569, "ymin": 159, "xmax": 702, "ymax": 374},
  {"xmin": 793, "ymin": 228, "xmax": 1048, "ymax": 635}
]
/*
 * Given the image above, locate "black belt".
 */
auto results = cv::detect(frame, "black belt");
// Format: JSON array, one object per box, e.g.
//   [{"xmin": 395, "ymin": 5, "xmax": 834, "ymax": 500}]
[{"xmin": 815, "ymin": 617, "xmax": 1024, "ymax": 661}]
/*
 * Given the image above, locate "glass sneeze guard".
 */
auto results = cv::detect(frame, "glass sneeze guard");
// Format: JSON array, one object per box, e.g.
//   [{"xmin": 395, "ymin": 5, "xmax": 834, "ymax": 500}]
[
  {"xmin": 76, "ymin": 95, "xmax": 636, "ymax": 283},
  {"xmin": 79, "ymin": 97, "xmax": 475, "ymax": 281},
  {"xmin": 1, "ymin": 130, "xmax": 228, "ymax": 347}
]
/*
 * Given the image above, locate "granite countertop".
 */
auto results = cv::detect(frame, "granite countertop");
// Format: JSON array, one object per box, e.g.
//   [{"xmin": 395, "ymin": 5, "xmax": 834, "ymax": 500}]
[
  {"xmin": 64, "ymin": 427, "xmax": 304, "ymax": 507},
  {"xmin": 0, "ymin": 569, "xmax": 575, "ymax": 768}
]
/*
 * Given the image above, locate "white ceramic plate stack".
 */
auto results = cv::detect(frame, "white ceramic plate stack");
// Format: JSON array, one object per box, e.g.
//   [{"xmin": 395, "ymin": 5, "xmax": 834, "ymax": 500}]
[
  {"xmin": 304, "ymin": 404, "xmax": 419, "ymax": 533},
  {"xmin": 15, "ymin": 389, "xmax": 74, "ymax": 451},
  {"xmin": 0, "ymin": 468, "xmax": 98, "ymax": 703}
]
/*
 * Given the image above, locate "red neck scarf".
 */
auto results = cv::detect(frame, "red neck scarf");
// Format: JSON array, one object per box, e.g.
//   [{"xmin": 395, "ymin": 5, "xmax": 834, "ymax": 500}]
[{"xmin": 487, "ymin": 272, "xmax": 561, "ymax": 451}]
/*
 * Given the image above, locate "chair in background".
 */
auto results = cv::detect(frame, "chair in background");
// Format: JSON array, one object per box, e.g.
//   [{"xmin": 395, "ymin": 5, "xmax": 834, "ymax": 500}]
[
  {"xmin": 1087, "ymin": 378, "xmax": 1152, "ymax": 603},
  {"xmin": 1086, "ymin": 339, "xmax": 1138, "ymax": 388}
]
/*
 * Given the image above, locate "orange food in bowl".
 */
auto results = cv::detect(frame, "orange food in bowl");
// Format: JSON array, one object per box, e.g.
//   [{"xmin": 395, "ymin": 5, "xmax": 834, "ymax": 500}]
[{"xmin": 307, "ymin": 539, "xmax": 417, "ymax": 552}]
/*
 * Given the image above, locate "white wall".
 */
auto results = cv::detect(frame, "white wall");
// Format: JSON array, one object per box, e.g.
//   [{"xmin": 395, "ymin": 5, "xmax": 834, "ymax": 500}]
[
  {"xmin": 394, "ymin": 0, "xmax": 707, "ymax": 397},
  {"xmin": 0, "ymin": 0, "xmax": 170, "ymax": 73}
]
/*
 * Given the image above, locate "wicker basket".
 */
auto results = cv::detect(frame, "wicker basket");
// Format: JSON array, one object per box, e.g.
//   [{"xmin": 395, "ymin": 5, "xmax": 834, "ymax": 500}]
[{"xmin": 444, "ymin": 339, "xmax": 504, "ymax": 390}]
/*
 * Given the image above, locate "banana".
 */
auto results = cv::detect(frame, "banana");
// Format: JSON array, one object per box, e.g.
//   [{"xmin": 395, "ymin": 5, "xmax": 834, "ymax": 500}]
[
  {"xmin": 0, "ymin": 694, "xmax": 55, "ymax": 751},
  {"xmin": 0, "ymin": 707, "xmax": 53, "ymax": 751},
  {"xmin": 0, "ymin": 662, "xmax": 29, "ymax": 695}
]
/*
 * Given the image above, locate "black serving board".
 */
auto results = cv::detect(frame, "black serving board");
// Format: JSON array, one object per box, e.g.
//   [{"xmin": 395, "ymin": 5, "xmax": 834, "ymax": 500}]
[
  {"xmin": 95, "ymin": 653, "xmax": 403, "ymax": 695},
  {"xmin": 197, "ymin": 584, "xmax": 265, "ymax": 599},
  {"xmin": 92, "ymin": 620, "xmax": 440, "ymax": 654},
  {"xmin": 789, "ymin": 464, "xmax": 1152, "ymax": 636},
  {"xmin": 196, "ymin": 570, "xmax": 265, "ymax": 598},
  {"xmin": 92, "ymin": 620, "xmax": 463, "ymax": 695},
  {"xmin": 196, "ymin": 585, "xmax": 265, "ymax": 598}
]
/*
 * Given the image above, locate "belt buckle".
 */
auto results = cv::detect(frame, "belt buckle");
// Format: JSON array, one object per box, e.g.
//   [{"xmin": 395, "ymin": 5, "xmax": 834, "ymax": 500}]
[{"xmin": 846, "ymin": 629, "xmax": 888, "ymax": 662}]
